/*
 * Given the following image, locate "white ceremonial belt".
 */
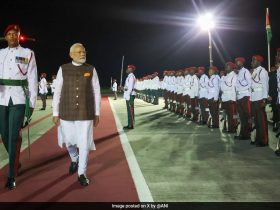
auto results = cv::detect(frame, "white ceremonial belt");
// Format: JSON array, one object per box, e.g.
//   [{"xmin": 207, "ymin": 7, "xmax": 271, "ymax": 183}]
[
  {"xmin": 237, "ymin": 90, "xmax": 249, "ymax": 94},
  {"xmin": 251, "ymin": 87, "xmax": 262, "ymax": 92},
  {"xmin": 222, "ymin": 90, "xmax": 233, "ymax": 94}
]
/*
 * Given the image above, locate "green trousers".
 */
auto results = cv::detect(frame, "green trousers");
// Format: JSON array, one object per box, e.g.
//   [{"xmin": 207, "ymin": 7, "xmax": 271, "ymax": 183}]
[
  {"xmin": 126, "ymin": 95, "xmax": 135, "ymax": 127},
  {"xmin": 0, "ymin": 98, "xmax": 25, "ymax": 178}
]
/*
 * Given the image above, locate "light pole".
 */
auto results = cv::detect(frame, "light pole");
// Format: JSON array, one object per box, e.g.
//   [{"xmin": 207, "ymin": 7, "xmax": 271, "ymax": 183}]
[
  {"xmin": 120, "ymin": 55, "xmax": 125, "ymax": 88},
  {"xmin": 198, "ymin": 13, "xmax": 215, "ymax": 67}
]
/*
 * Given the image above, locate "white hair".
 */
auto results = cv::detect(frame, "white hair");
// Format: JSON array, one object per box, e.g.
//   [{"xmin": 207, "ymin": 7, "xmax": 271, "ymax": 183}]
[{"xmin": 69, "ymin": 43, "xmax": 84, "ymax": 53}]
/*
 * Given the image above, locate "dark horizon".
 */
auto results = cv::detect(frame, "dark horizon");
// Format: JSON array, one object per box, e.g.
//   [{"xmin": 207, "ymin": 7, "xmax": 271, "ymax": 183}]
[{"xmin": 1, "ymin": 0, "xmax": 280, "ymax": 87}]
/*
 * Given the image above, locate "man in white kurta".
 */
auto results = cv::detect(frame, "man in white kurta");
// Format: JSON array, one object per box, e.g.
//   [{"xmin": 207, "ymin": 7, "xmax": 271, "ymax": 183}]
[{"xmin": 52, "ymin": 43, "xmax": 101, "ymax": 186}]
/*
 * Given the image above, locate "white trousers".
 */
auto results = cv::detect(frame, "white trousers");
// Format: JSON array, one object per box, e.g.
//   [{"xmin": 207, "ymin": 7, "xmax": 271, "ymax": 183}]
[{"xmin": 67, "ymin": 145, "xmax": 89, "ymax": 176}]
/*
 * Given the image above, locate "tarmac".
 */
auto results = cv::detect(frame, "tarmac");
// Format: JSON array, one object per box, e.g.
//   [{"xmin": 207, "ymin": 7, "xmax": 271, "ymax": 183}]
[{"xmin": 110, "ymin": 95, "xmax": 280, "ymax": 202}]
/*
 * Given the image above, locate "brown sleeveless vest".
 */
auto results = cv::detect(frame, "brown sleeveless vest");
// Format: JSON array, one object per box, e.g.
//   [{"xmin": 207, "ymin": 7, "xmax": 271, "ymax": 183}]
[{"xmin": 59, "ymin": 63, "xmax": 95, "ymax": 121}]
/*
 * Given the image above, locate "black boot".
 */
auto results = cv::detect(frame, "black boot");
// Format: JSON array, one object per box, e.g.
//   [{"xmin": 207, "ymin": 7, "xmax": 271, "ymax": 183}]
[
  {"xmin": 5, "ymin": 177, "xmax": 16, "ymax": 190},
  {"xmin": 273, "ymin": 123, "xmax": 279, "ymax": 132}
]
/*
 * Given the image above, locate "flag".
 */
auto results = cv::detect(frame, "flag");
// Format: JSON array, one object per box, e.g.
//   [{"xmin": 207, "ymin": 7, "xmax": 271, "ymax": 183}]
[{"xmin": 266, "ymin": 8, "xmax": 272, "ymax": 43}]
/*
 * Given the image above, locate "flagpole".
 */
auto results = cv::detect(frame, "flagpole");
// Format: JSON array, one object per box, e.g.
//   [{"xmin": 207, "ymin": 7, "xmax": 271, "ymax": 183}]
[
  {"xmin": 266, "ymin": 8, "xmax": 271, "ymax": 72},
  {"xmin": 268, "ymin": 41, "xmax": 271, "ymax": 72},
  {"xmin": 120, "ymin": 55, "xmax": 125, "ymax": 87}
]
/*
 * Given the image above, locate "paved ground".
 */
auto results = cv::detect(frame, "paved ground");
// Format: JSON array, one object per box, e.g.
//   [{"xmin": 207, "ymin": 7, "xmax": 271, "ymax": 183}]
[
  {"xmin": 110, "ymin": 96, "xmax": 280, "ymax": 202},
  {"xmin": 1, "ymin": 95, "xmax": 280, "ymax": 202}
]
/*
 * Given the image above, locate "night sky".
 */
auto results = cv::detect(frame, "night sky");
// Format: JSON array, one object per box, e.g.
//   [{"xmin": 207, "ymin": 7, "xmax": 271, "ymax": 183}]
[{"xmin": 1, "ymin": 0, "xmax": 280, "ymax": 87}]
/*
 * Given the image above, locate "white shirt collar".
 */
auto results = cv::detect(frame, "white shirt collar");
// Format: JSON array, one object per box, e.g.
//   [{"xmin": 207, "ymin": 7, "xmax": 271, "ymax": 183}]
[
  {"xmin": 238, "ymin": 67, "xmax": 246, "ymax": 74},
  {"xmin": 228, "ymin": 71, "xmax": 234, "ymax": 76},
  {"xmin": 253, "ymin": 66, "xmax": 262, "ymax": 72},
  {"xmin": 8, "ymin": 44, "xmax": 20, "ymax": 51},
  {"xmin": 72, "ymin": 61, "xmax": 83, "ymax": 66}
]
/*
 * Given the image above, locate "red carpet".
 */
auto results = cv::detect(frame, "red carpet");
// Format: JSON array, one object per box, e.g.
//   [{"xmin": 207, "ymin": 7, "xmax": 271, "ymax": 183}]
[{"xmin": 0, "ymin": 97, "xmax": 139, "ymax": 202}]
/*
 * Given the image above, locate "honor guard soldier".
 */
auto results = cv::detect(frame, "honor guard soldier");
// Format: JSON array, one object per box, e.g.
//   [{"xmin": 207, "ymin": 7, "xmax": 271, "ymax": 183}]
[
  {"xmin": 207, "ymin": 66, "xmax": 220, "ymax": 128},
  {"xmin": 250, "ymin": 55, "xmax": 269, "ymax": 147},
  {"xmin": 198, "ymin": 67, "xmax": 209, "ymax": 125},
  {"xmin": 151, "ymin": 72, "xmax": 160, "ymax": 105},
  {"xmin": 162, "ymin": 71, "xmax": 169, "ymax": 109},
  {"xmin": 112, "ymin": 79, "xmax": 118, "ymax": 100},
  {"xmin": 123, "ymin": 64, "xmax": 136, "ymax": 129},
  {"xmin": 169, "ymin": 71, "xmax": 176, "ymax": 112},
  {"xmin": 166, "ymin": 71, "xmax": 172, "ymax": 110},
  {"xmin": 275, "ymin": 58, "xmax": 280, "ymax": 156},
  {"xmin": 134, "ymin": 78, "xmax": 141, "ymax": 99},
  {"xmin": 234, "ymin": 57, "xmax": 252, "ymax": 141},
  {"xmin": 51, "ymin": 75, "xmax": 57, "ymax": 97},
  {"xmin": 183, "ymin": 68, "xmax": 192, "ymax": 118},
  {"xmin": 172, "ymin": 71, "xmax": 179, "ymax": 112},
  {"xmin": 219, "ymin": 69, "xmax": 227, "ymax": 129},
  {"xmin": 268, "ymin": 66, "xmax": 279, "ymax": 131},
  {"xmin": 140, "ymin": 77, "xmax": 146, "ymax": 100},
  {"xmin": 220, "ymin": 62, "xmax": 237, "ymax": 133},
  {"xmin": 143, "ymin": 76, "xmax": 148, "ymax": 102},
  {"xmin": 175, "ymin": 70, "xmax": 184, "ymax": 115},
  {"xmin": 189, "ymin": 67, "xmax": 199, "ymax": 122},
  {"xmin": 146, "ymin": 75, "xmax": 152, "ymax": 104},
  {"xmin": 0, "ymin": 24, "xmax": 38, "ymax": 189},
  {"xmin": 39, "ymin": 72, "xmax": 48, "ymax": 110}
]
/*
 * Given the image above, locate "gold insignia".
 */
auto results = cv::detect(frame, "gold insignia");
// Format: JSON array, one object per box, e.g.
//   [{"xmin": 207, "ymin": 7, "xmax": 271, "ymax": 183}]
[
  {"xmin": 84, "ymin": 72, "xmax": 91, "ymax": 77},
  {"xmin": 14, "ymin": 25, "xmax": 17, "ymax": 30}
]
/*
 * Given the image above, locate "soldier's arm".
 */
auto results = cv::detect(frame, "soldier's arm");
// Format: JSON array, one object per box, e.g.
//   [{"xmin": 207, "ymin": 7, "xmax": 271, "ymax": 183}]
[
  {"xmin": 27, "ymin": 51, "xmax": 38, "ymax": 115},
  {"xmin": 261, "ymin": 70, "xmax": 269, "ymax": 100}
]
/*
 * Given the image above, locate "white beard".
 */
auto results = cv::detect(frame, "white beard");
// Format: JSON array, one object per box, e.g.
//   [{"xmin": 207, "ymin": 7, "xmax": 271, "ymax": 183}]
[{"xmin": 77, "ymin": 58, "xmax": 86, "ymax": 64}]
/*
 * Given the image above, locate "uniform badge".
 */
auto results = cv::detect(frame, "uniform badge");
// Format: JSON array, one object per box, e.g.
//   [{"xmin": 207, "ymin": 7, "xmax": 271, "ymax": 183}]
[
  {"xmin": 84, "ymin": 72, "xmax": 91, "ymax": 77},
  {"xmin": 15, "ymin": 56, "xmax": 29, "ymax": 64}
]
